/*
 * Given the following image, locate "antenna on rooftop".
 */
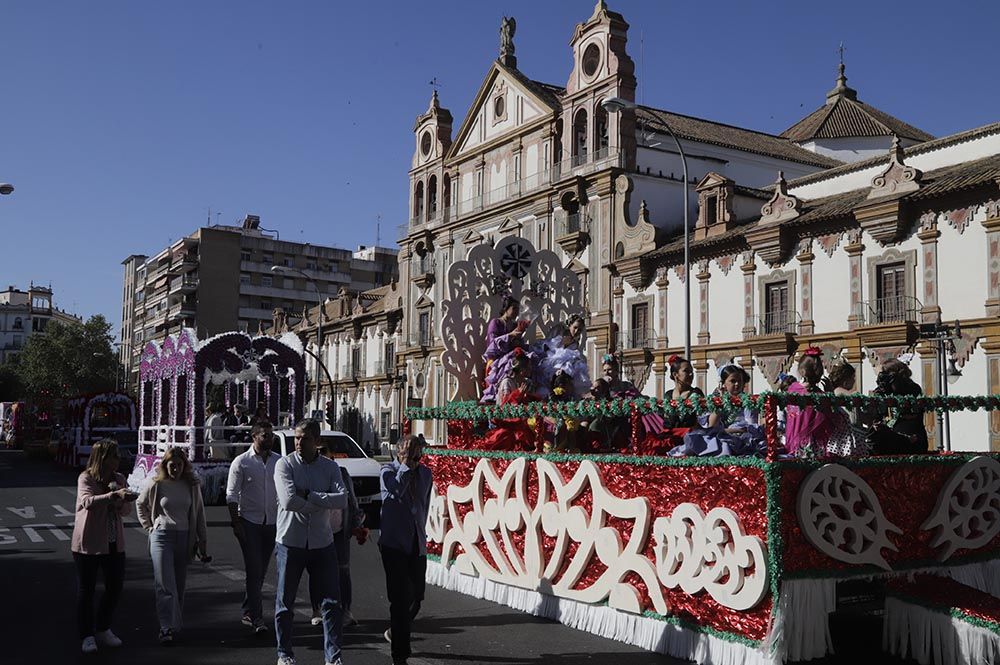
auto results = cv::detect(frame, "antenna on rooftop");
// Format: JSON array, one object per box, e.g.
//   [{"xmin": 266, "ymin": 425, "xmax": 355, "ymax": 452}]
[{"xmin": 376, "ymin": 213, "xmax": 382, "ymax": 247}]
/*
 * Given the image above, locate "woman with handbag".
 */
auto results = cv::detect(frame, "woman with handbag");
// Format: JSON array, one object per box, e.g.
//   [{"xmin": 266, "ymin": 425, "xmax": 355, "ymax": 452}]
[
  {"xmin": 71, "ymin": 439, "xmax": 138, "ymax": 653},
  {"xmin": 136, "ymin": 447, "xmax": 208, "ymax": 644}
]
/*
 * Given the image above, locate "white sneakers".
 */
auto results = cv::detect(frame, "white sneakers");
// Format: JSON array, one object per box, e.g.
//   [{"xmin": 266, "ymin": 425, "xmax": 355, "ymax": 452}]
[
  {"xmin": 277, "ymin": 657, "xmax": 296, "ymax": 665},
  {"xmin": 310, "ymin": 614, "xmax": 323, "ymax": 626},
  {"xmin": 81, "ymin": 636, "xmax": 98, "ymax": 654},
  {"xmin": 82, "ymin": 631, "xmax": 122, "ymax": 653}
]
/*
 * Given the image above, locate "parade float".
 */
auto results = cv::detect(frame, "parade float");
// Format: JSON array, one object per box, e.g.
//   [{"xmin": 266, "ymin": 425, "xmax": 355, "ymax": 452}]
[
  {"xmin": 127, "ymin": 327, "xmax": 306, "ymax": 502},
  {"xmin": 411, "ymin": 236, "xmax": 1000, "ymax": 665},
  {"xmin": 57, "ymin": 392, "xmax": 137, "ymax": 468}
]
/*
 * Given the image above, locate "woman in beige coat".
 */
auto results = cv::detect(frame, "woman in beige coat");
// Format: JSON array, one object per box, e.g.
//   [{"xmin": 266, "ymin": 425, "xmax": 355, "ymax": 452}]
[{"xmin": 136, "ymin": 447, "xmax": 208, "ymax": 644}]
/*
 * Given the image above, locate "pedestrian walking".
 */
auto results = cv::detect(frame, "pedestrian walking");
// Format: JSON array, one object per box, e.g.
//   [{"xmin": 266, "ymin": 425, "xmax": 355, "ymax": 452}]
[
  {"xmin": 274, "ymin": 419, "xmax": 347, "ymax": 665},
  {"xmin": 310, "ymin": 447, "xmax": 369, "ymax": 628},
  {"xmin": 71, "ymin": 438, "xmax": 138, "ymax": 654},
  {"xmin": 226, "ymin": 418, "xmax": 279, "ymax": 634},
  {"xmin": 379, "ymin": 434, "xmax": 433, "ymax": 665},
  {"xmin": 136, "ymin": 446, "xmax": 208, "ymax": 645}
]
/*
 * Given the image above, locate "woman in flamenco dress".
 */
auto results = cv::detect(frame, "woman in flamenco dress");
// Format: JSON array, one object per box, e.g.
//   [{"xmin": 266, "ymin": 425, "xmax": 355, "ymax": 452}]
[
  {"xmin": 671, "ymin": 364, "xmax": 766, "ymax": 457},
  {"xmin": 532, "ymin": 314, "xmax": 590, "ymax": 400},
  {"xmin": 479, "ymin": 349, "xmax": 539, "ymax": 451},
  {"xmin": 785, "ymin": 347, "xmax": 845, "ymax": 458},
  {"xmin": 481, "ymin": 295, "xmax": 532, "ymax": 403},
  {"xmin": 637, "ymin": 354, "xmax": 705, "ymax": 455}
]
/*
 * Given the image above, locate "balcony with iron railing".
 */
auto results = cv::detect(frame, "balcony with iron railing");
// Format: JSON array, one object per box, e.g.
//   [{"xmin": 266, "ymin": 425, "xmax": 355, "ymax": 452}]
[
  {"xmin": 622, "ymin": 328, "xmax": 656, "ymax": 350},
  {"xmin": 854, "ymin": 296, "xmax": 922, "ymax": 327},
  {"xmin": 407, "ymin": 331, "xmax": 434, "ymax": 348},
  {"xmin": 169, "ymin": 275, "xmax": 199, "ymax": 293},
  {"xmin": 746, "ymin": 310, "xmax": 801, "ymax": 337},
  {"xmin": 398, "ymin": 149, "xmax": 625, "ymax": 240},
  {"xmin": 556, "ymin": 212, "xmax": 589, "ymax": 237},
  {"xmin": 374, "ymin": 360, "xmax": 396, "ymax": 376}
]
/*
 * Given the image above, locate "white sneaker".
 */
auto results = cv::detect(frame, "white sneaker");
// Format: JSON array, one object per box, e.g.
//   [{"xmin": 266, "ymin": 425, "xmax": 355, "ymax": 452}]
[
  {"xmin": 95, "ymin": 629, "xmax": 122, "ymax": 648},
  {"xmin": 81, "ymin": 636, "xmax": 98, "ymax": 654},
  {"xmin": 277, "ymin": 657, "xmax": 296, "ymax": 665},
  {"xmin": 310, "ymin": 614, "xmax": 323, "ymax": 626},
  {"xmin": 384, "ymin": 628, "xmax": 392, "ymax": 642},
  {"xmin": 325, "ymin": 660, "xmax": 343, "ymax": 665}
]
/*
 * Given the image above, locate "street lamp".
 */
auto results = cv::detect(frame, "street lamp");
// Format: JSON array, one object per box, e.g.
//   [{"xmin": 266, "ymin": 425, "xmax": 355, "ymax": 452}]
[
  {"xmin": 271, "ymin": 265, "xmax": 327, "ymax": 415},
  {"xmin": 0, "ymin": 183, "xmax": 13, "ymax": 196},
  {"xmin": 601, "ymin": 96, "xmax": 691, "ymax": 361},
  {"xmin": 918, "ymin": 320, "xmax": 963, "ymax": 452}
]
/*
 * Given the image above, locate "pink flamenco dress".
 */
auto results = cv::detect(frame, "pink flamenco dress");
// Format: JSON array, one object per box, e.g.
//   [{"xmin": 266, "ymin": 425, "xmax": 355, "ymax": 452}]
[{"xmin": 784, "ymin": 382, "xmax": 842, "ymax": 458}]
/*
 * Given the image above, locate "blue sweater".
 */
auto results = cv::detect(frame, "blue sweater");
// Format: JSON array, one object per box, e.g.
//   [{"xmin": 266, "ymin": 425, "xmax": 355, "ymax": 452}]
[{"xmin": 378, "ymin": 460, "xmax": 433, "ymax": 556}]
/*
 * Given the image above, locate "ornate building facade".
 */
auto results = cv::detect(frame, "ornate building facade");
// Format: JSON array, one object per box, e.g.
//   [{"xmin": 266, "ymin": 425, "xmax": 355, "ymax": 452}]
[
  {"xmin": 275, "ymin": 283, "xmax": 404, "ymax": 454},
  {"xmin": 398, "ymin": 2, "xmax": 850, "ymax": 442}
]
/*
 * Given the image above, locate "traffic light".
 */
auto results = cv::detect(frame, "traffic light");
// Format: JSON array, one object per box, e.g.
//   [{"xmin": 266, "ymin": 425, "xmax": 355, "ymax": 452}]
[{"xmin": 325, "ymin": 400, "xmax": 335, "ymax": 427}]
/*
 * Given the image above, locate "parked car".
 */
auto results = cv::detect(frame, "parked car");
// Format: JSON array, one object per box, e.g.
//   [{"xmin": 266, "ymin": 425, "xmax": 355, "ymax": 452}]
[{"xmin": 272, "ymin": 429, "xmax": 383, "ymax": 528}]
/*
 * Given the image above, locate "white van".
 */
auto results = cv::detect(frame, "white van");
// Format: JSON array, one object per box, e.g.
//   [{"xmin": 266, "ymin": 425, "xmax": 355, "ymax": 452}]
[{"xmin": 272, "ymin": 429, "xmax": 383, "ymax": 527}]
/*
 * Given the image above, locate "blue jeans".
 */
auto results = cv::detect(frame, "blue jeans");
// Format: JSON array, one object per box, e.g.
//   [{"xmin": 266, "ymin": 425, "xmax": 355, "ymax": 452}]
[
  {"xmin": 149, "ymin": 528, "xmax": 189, "ymax": 633},
  {"xmin": 310, "ymin": 529, "xmax": 352, "ymax": 613},
  {"xmin": 275, "ymin": 542, "xmax": 342, "ymax": 663},
  {"xmin": 236, "ymin": 518, "xmax": 276, "ymax": 621}
]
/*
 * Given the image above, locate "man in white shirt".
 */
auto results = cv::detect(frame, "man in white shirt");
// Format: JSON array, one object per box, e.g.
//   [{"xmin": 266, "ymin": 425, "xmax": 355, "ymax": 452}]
[
  {"xmin": 274, "ymin": 419, "xmax": 347, "ymax": 665},
  {"xmin": 205, "ymin": 404, "xmax": 227, "ymax": 460},
  {"xmin": 226, "ymin": 418, "xmax": 279, "ymax": 634}
]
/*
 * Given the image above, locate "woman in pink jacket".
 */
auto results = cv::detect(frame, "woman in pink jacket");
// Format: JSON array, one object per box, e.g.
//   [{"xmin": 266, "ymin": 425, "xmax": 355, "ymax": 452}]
[{"xmin": 71, "ymin": 439, "xmax": 138, "ymax": 654}]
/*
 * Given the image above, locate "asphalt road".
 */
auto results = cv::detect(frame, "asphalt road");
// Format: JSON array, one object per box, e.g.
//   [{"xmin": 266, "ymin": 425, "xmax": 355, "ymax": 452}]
[{"xmin": 0, "ymin": 449, "xmax": 689, "ymax": 665}]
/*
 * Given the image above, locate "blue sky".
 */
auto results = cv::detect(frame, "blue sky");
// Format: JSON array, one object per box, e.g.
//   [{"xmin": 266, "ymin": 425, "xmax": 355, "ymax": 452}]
[{"xmin": 2, "ymin": 1, "xmax": 998, "ymax": 333}]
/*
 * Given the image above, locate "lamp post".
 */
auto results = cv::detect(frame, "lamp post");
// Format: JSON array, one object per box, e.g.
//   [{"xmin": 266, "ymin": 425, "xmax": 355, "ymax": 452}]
[
  {"xmin": 919, "ymin": 320, "xmax": 962, "ymax": 452},
  {"xmin": 271, "ymin": 265, "xmax": 326, "ymax": 414},
  {"xmin": 601, "ymin": 97, "xmax": 691, "ymax": 360}
]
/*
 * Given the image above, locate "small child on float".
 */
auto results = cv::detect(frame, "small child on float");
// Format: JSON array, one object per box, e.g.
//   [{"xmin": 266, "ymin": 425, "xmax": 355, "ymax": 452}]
[
  {"xmin": 545, "ymin": 370, "xmax": 580, "ymax": 453},
  {"xmin": 671, "ymin": 364, "xmax": 765, "ymax": 457}
]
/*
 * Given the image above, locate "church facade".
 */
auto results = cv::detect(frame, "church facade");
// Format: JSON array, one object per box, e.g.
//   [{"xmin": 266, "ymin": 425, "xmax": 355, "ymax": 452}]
[{"xmin": 399, "ymin": 2, "xmax": 999, "ymax": 451}]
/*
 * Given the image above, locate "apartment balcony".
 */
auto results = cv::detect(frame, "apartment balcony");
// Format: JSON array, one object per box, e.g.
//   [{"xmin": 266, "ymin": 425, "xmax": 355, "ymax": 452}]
[
  {"xmin": 374, "ymin": 360, "xmax": 396, "ymax": 376},
  {"xmin": 407, "ymin": 331, "xmax": 434, "ymax": 349},
  {"xmin": 622, "ymin": 328, "xmax": 656, "ymax": 351},
  {"xmin": 167, "ymin": 300, "xmax": 196, "ymax": 321},
  {"xmin": 169, "ymin": 275, "xmax": 199, "ymax": 294},
  {"xmin": 854, "ymin": 296, "xmax": 922, "ymax": 327},
  {"xmin": 412, "ymin": 256, "xmax": 436, "ymax": 289},
  {"xmin": 555, "ymin": 212, "xmax": 591, "ymax": 254},
  {"xmin": 171, "ymin": 254, "xmax": 199, "ymax": 273},
  {"xmin": 746, "ymin": 310, "xmax": 801, "ymax": 338}
]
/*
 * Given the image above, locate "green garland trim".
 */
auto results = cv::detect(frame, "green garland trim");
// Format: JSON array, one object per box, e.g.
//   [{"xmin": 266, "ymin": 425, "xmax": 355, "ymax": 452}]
[
  {"xmin": 764, "ymin": 462, "xmax": 785, "ymax": 630},
  {"xmin": 407, "ymin": 392, "xmax": 1000, "ymax": 421},
  {"xmin": 424, "ymin": 446, "xmax": 770, "ymax": 469},
  {"xmin": 425, "ymin": 553, "xmax": 763, "ymax": 648}
]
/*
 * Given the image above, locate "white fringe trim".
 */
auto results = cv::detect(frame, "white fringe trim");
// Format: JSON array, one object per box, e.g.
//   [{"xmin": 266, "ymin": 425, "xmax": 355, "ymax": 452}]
[
  {"xmin": 426, "ymin": 559, "xmax": 776, "ymax": 665},
  {"xmin": 883, "ymin": 596, "xmax": 1000, "ymax": 665}
]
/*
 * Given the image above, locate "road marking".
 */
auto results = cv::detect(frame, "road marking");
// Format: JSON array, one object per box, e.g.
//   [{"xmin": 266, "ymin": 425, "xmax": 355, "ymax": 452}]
[
  {"xmin": 0, "ymin": 528, "xmax": 15, "ymax": 545},
  {"xmin": 52, "ymin": 504, "xmax": 74, "ymax": 518},
  {"xmin": 7, "ymin": 506, "xmax": 35, "ymax": 519},
  {"xmin": 22, "ymin": 523, "xmax": 69, "ymax": 542}
]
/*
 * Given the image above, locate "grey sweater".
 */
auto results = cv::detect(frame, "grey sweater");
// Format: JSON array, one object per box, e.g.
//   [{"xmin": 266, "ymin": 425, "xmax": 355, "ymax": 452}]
[{"xmin": 274, "ymin": 452, "xmax": 347, "ymax": 549}]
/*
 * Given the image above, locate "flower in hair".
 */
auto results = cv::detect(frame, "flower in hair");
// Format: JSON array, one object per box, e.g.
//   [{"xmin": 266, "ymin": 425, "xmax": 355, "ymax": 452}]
[
  {"xmin": 513, "ymin": 347, "xmax": 524, "ymax": 357},
  {"xmin": 803, "ymin": 346, "xmax": 822, "ymax": 358},
  {"xmin": 667, "ymin": 354, "xmax": 681, "ymax": 365}
]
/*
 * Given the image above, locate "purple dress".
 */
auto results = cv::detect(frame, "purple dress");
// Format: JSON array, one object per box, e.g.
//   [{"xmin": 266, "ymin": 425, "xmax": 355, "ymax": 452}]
[{"xmin": 481, "ymin": 318, "xmax": 531, "ymax": 403}]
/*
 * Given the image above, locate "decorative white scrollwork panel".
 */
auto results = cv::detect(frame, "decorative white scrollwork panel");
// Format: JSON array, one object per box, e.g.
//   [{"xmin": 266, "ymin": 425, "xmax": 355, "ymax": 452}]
[
  {"xmin": 797, "ymin": 464, "xmax": 902, "ymax": 571},
  {"xmin": 922, "ymin": 456, "xmax": 1000, "ymax": 561},
  {"xmin": 432, "ymin": 457, "xmax": 770, "ymax": 614}
]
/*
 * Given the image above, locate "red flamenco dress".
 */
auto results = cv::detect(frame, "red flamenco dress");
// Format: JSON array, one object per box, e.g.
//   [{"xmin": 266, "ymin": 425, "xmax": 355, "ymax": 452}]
[{"xmin": 479, "ymin": 386, "xmax": 538, "ymax": 452}]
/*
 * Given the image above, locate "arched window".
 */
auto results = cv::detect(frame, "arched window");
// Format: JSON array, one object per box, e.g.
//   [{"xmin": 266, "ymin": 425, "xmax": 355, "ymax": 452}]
[
  {"xmin": 573, "ymin": 109, "xmax": 588, "ymax": 165},
  {"xmin": 13, "ymin": 317, "xmax": 22, "ymax": 330},
  {"xmin": 442, "ymin": 173, "xmax": 452, "ymax": 209},
  {"xmin": 428, "ymin": 175, "xmax": 438, "ymax": 220},
  {"xmin": 594, "ymin": 104, "xmax": 609, "ymax": 156},
  {"xmin": 554, "ymin": 119, "xmax": 564, "ymax": 166},
  {"xmin": 413, "ymin": 181, "xmax": 424, "ymax": 222}
]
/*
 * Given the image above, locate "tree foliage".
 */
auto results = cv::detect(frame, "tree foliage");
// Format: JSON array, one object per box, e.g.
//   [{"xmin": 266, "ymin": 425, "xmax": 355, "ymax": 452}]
[
  {"xmin": 0, "ymin": 360, "xmax": 24, "ymax": 402},
  {"xmin": 16, "ymin": 315, "xmax": 117, "ymax": 400}
]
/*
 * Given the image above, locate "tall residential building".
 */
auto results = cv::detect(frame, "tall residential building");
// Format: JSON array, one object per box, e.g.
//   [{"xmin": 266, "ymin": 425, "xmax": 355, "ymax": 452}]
[
  {"xmin": 0, "ymin": 284, "xmax": 82, "ymax": 365},
  {"xmin": 120, "ymin": 214, "xmax": 398, "ymax": 392}
]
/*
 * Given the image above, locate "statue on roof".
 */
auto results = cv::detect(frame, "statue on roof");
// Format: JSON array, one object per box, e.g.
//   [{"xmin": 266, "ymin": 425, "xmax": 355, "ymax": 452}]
[{"xmin": 499, "ymin": 16, "xmax": 516, "ymax": 66}]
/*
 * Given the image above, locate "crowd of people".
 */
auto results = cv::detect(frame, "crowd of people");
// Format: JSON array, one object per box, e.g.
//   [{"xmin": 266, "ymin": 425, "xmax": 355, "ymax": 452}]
[
  {"xmin": 70, "ymin": 425, "xmax": 433, "ymax": 665},
  {"xmin": 477, "ymin": 295, "xmax": 930, "ymax": 458}
]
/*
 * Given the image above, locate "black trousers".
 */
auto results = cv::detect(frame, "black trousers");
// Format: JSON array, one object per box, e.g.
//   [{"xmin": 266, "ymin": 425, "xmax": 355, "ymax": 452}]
[
  {"xmin": 73, "ymin": 549, "xmax": 126, "ymax": 639},
  {"xmin": 380, "ymin": 546, "xmax": 427, "ymax": 662}
]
